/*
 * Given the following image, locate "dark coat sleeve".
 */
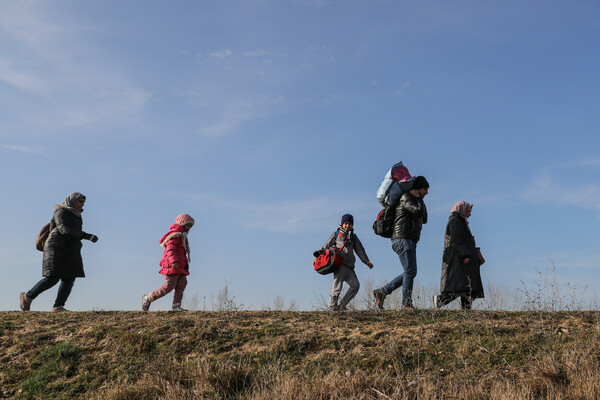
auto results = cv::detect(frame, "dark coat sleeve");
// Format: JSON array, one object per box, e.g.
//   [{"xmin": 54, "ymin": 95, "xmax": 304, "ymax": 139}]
[
  {"xmin": 42, "ymin": 208, "xmax": 86, "ymax": 278},
  {"xmin": 54, "ymin": 209, "xmax": 88, "ymax": 240}
]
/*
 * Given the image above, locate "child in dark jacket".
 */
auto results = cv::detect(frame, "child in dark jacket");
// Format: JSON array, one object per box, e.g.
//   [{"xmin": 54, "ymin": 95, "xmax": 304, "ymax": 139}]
[
  {"xmin": 142, "ymin": 214, "xmax": 194, "ymax": 311},
  {"xmin": 321, "ymin": 214, "xmax": 373, "ymax": 310}
]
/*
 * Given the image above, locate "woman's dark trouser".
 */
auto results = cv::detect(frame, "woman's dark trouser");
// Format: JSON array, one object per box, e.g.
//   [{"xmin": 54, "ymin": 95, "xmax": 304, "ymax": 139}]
[
  {"xmin": 26, "ymin": 277, "xmax": 76, "ymax": 308},
  {"xmin": 438, "ymin": 293, "xmax": 472, "ymax": 310}
]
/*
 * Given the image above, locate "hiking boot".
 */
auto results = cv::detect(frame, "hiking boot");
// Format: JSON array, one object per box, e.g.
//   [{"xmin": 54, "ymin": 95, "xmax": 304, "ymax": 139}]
[
  {"xmin": 142, "ymin": 295, "xmax": 151, "ymax": 312},
  {"xmin": 52, "ymin": 306, "xmax": 69, "ymax": 312},
  {"xmin": 20, "ymin": 292, "xmax": 32, "ymax": 311},
  {"xmin": 373, "ymin": 289, "xmax": 385, "ymax": 310}
]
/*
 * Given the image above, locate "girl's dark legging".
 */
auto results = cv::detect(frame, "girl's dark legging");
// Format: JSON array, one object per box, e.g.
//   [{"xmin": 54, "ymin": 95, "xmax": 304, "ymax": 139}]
[{"xmin": 26, "ymin": 277, "xmax": 75, "ymax": 308}]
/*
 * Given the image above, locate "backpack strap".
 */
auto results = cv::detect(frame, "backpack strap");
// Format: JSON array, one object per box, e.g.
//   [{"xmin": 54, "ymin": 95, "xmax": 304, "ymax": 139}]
[{"xmin": 333, "ymin": 229, "xmax": 352, "ymax": 251}]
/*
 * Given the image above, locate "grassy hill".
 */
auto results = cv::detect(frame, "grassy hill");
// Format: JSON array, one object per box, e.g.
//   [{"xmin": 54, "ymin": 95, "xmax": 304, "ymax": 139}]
[{"xmin": 1, "ymin": 310, "xmax": 599, "ymax": 399}]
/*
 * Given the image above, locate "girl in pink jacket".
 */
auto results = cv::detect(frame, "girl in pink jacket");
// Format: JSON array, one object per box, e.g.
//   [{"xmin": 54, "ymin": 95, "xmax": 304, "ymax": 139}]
[{"xmin": 142, "ymin": 214, "xmax": 194, "ymax": 311}]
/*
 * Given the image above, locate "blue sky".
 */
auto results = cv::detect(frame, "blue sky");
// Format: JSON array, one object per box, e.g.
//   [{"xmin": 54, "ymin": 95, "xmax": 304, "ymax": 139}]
[{"xmin": 2, "ymin": 1, "xmax": 599, "ymax": 311}]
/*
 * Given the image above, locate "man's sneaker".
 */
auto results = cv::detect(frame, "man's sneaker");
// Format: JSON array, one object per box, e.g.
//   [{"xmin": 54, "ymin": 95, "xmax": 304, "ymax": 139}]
[
  {"xmin": 433, "ymin": 295, "xmax": 440, "ymax": 309},
  {"xmin": 373, "ymin": 289, "xmax": 385, "ymax": 310},
  {"xmin": 52, "ymin": 306, "xmax": 69, "ymax": 312},
  {"xmin": 142, "ymin": 295, "xmax": 151, "ymax": 312},
  {"xmin": 20, "ymin": 292, "xmax": 32, "ymax": 311}
]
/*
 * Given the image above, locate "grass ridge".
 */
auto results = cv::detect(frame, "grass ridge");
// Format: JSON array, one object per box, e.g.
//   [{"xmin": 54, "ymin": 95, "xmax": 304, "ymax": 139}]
[{"xmin": 1, "ymin": 310, "xmax": 599, "ymax": 399}]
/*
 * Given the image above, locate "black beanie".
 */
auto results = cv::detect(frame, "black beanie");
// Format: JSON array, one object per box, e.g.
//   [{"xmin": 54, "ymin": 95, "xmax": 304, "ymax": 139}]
[
  {"xmin": 341, "ymin": 214, "xmax": 354, "ymax": 225},
  {"xmin": 412, "ymin": 176, "xmax": 430, "ymax": 190}
]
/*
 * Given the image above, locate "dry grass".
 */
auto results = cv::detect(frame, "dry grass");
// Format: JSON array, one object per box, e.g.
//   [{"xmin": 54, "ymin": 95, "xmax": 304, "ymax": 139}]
[{"xmin": 1, "ymin": 310, "xmax": 599, "ymax": 399}]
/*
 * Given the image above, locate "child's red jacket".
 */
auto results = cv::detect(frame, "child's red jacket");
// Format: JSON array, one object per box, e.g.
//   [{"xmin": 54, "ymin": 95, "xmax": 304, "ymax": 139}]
[{"xmin": 158, "ymin": 224, "xmax": 190, "ymax": 276}]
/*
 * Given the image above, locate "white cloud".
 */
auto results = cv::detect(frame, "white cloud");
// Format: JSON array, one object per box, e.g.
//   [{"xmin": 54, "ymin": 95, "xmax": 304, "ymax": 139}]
[
  {"xmin": 2, "ymin": 145, "xmax": 45, "ymax": 154},
  {"xmin": 243, "ymin": 50, "xmax": 286, "ymax": 58},
  {"xmin": 0, "ymin": 62, "xmax": 47, "ymax": 93},
  {"xmin": 209, "ymin": 49, "xmax": 233, "ymax": 59},
  {"xmin": 197, "ymin": 107, "xmax": 260, "ymax": 137},
  {"xmin": 196, "ymin": 95, "xmax": 284, "ymax": 137},
  {"xmin": 0, "ymin": 1, "xmax": 67, "ymax": 44},
  {"xmin": 321, "ymin": 93, "xmax": 349, "ymax": 105},
  {"xmin": 559, "ymin": 158, "xmax": 600, "ymax": 169},
  {"xmin": 173, "ymin": 88, "xmax": 206, "ymax": 99},
  {"xmin": 551, "ymin": 253, "xmax": 600, "ymax": 269},
  {"xmin": 524, "ymin": 172, "xmax": 600, "ymax": 211},
  {"xmin": 0, "ymin": 3, "xmax": 150, "ymax": 131},
  {"xmin": 199, "ymin": 118, "xmax": 245, "ymax": 138},
  {"xmin": 194, "ymin": 193, "xmax": 372, "ymax": 233},
  {"xmin": 185, "ymin": 47, "xmax": 294, "ymax": 136},
  {"xmin": 293, "ymin": 0, "xmax": 332, "ymax": 8},
  {"xmin": 393, "ymin": 81, "xmax": 412, "ymax": 95}
]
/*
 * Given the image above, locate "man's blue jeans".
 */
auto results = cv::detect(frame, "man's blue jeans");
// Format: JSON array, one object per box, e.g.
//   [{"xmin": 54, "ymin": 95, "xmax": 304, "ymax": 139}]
[{"xmin": 380, "ymin": 238, "xmax": 417, "ymax": 307}]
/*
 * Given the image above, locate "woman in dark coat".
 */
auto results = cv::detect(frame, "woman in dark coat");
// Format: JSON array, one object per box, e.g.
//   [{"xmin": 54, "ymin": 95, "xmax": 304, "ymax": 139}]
[
  {"xmin": 20, "ymin": 192, "xmax": 98, "ymax": 312},
  {"xmin": 433, "ymin": 201, "xmax": 484, "ymax": 310}
]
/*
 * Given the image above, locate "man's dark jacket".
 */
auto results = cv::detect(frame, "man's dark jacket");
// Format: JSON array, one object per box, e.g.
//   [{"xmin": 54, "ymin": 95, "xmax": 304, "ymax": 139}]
[{"xmin": 391, "ymin": 192, "xmax": 428, "ymax": 243}]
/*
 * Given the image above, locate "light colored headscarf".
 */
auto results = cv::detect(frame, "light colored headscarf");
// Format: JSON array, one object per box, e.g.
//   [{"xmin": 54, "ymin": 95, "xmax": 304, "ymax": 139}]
[
  {"xmin": 451, "ymin": 201, "xmax": 473, "ymax": 221},
  {"xmin": 175, "ymin": 214, "xmax": 194, "ymax": 263},
  {"xmin": 60, "ymin": 192, "xmax": 86, "ymax": 217}
]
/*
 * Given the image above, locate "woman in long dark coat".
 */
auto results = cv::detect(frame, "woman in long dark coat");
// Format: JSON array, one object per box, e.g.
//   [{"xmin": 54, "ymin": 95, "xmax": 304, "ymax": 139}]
[
  {"xmin": 433, "ymin": 201, "xmax": 484, "ymax": 310},
  {"xmin": 20, "ymin": 192, "xmax": 98, "ymax": 311}
]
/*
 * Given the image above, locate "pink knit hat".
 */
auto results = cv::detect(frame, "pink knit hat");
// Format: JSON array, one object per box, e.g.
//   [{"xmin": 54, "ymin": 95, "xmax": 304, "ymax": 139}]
[{"xmin": 175, "ymin": 213, "xmax": 195, "ymax": 227}]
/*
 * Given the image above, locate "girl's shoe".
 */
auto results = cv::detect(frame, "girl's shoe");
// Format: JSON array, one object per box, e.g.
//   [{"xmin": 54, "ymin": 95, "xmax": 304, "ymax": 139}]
[
  {"xmin": 20, "ymin": 292, "xmax": 32, "ymax": 311},
  {"xmin": 52, "ymin": 306, "xmax": 69, "ymax": 312},
  {"xmin": 142, "ymin": 295, "xmax": 151, "ymax": 312},
  {"xmin": 171, "ymin": 306, "xmax": 188, "ymax": 311}
]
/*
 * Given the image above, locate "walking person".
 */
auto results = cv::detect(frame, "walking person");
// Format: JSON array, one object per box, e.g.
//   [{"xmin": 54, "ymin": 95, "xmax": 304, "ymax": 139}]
[
  {"xmin": 433, "ymin": 201, "xmax": 484, "ymax": 310},
  {"xmin": 322, "ymin": 214, "xmax": 373, "ymax": 311},
  {"xmin": 142, "ymin": 214, "xmax": 195, "ymax": 311},
  {"xmin": 373, "ymin": 176, "xmax": 429, "ymax": 309},
  {"xmin": 20, "ymin": 192, "xmax": 99, "ymax": 312}
]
